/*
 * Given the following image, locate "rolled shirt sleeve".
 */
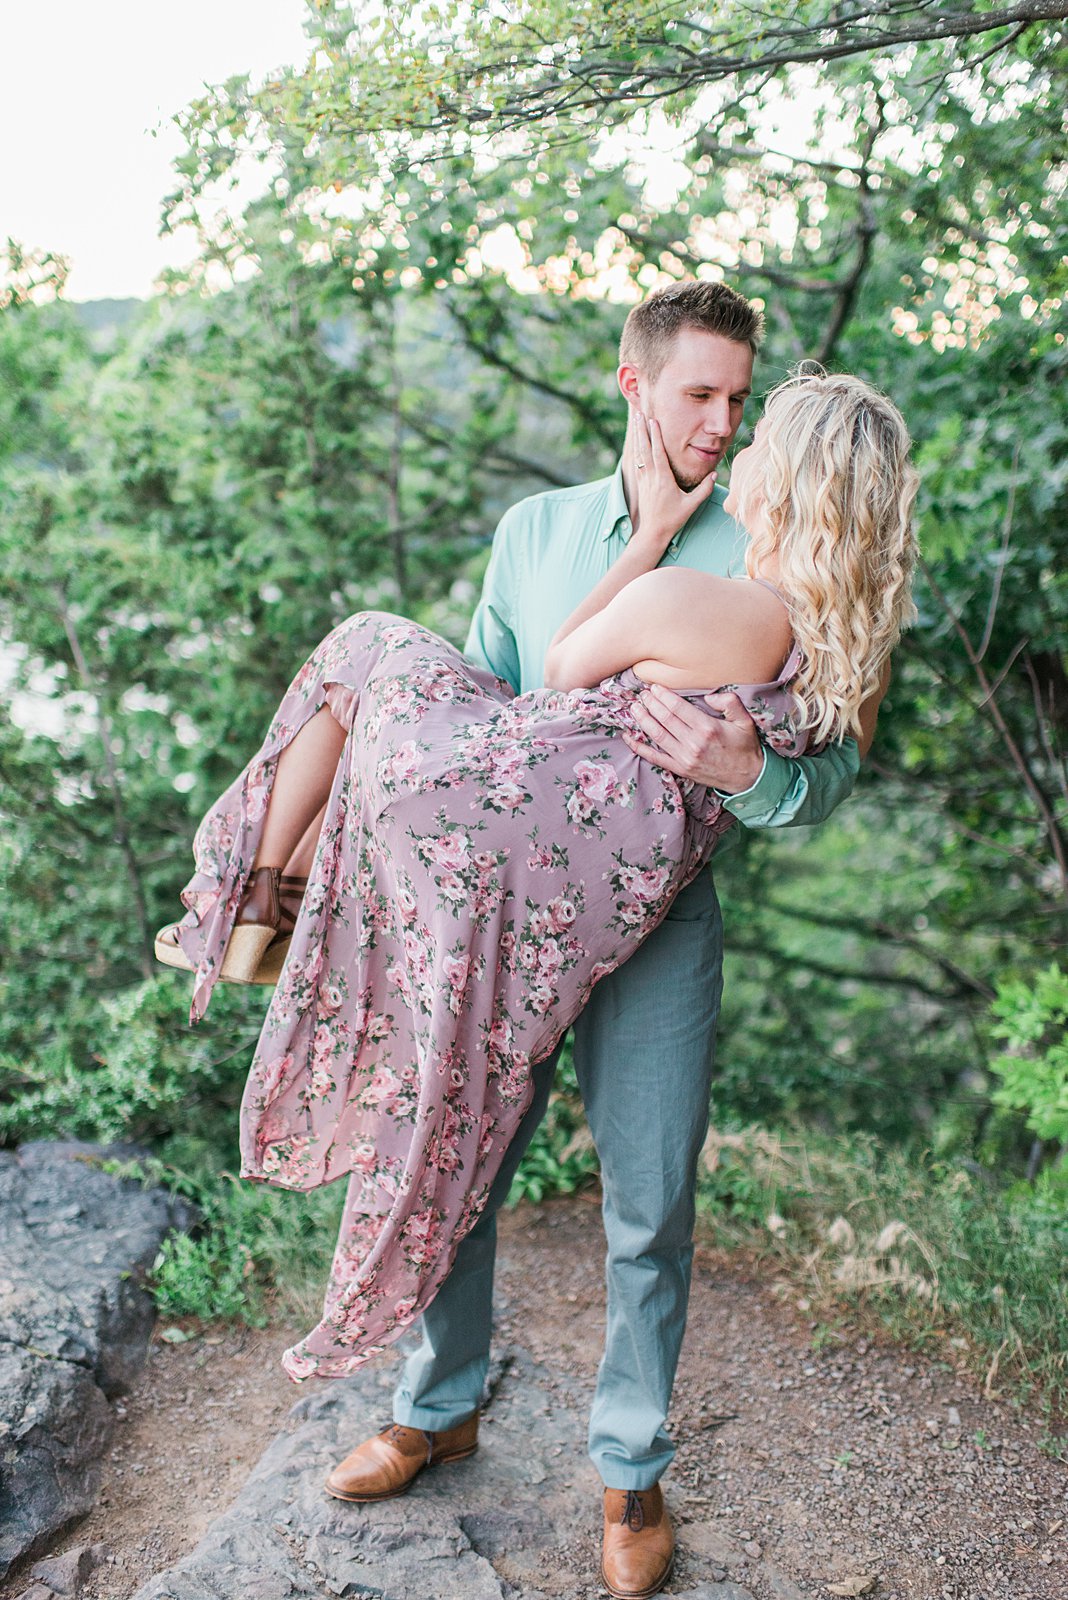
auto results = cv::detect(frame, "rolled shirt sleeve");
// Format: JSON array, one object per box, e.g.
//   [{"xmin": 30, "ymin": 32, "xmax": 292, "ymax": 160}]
[{"xmin": 718, "ymin": 738, "xmax": 860, "ymax": 829}]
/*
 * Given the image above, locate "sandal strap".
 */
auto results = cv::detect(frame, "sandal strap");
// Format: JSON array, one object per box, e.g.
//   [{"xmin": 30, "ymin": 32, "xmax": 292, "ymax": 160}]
[
  {"xmin": 234, "ymin": 866, "xmax": 282, "ymax": 930},
  {"xmin": 276, "ymin": 874, "xmax": 308, "ymax": 936}
]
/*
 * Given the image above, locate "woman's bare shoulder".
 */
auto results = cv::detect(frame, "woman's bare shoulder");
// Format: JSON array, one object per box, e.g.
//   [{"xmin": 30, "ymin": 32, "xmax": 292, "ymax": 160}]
[
  {"xmin": 631, "ymin": 565, "xmax": 780, "ymax": 609},
  {"xmin": 629, "ymin": 568, "xmax": 793, "ymax": 687}
]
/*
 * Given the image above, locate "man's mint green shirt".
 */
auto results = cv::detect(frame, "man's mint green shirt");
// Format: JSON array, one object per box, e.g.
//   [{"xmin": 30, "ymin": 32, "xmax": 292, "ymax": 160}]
[{"xmin": 464, "ymin": 463, "xmax": 859, "ymax": 830}]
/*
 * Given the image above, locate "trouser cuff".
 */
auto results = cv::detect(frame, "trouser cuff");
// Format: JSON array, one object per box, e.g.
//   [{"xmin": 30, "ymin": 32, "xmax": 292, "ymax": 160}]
[{"xmin": 393, "ymin": 1400, "xmax": 479, "ymax": 1432}]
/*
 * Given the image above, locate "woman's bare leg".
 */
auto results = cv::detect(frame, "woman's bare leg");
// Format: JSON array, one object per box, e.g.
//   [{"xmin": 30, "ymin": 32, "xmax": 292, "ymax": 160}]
[
  {"xmin": 253, "ymin": 707, "xmax": 346, "ymax": 871},
  {"xmin": 282, "ymin": 804, "xmax": 329, "ymax": 878},
  {"xmin": 157, "ymin": 707, "xmax": 344, "ymax": 957}
]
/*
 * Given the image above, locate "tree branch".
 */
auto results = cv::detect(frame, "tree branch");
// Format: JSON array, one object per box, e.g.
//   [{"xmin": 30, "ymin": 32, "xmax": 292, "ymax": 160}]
[
  {"xmin": 386, "ymin": 3, "xmax": 1068, "ymax": 140},
  {"xmin": 814, "ymin": 95, "xmax": 884, "ymax": 365},
  {"xmin": 976, "ymin": 443, "xmax": 1019, "ymax": 663},
  {"xmin": 761, "ymin": 898, "xmax": 995, "ymax": 1000},
  {"xmin": 445, "ymin": 304, "xmax": 618, "ymax": 449},
  {"xmin": 918, "ymin": 554, "xmax": 1068, "ymax": 900},
  {"xmin": 725, "ymin": 939, "xmax": 965, "ymax": 1001}
]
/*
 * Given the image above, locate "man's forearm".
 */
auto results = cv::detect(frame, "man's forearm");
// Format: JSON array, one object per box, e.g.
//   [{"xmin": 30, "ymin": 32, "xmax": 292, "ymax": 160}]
[{"xmin": 721, "ymin": 738, "xmax": 860, "ymax": 829}]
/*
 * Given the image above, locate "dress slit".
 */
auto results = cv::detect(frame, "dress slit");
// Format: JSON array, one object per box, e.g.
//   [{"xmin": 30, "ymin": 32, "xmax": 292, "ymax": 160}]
[{"xmin": 169, "ymin": 611, "xmax": 807, "ymax": 1380}]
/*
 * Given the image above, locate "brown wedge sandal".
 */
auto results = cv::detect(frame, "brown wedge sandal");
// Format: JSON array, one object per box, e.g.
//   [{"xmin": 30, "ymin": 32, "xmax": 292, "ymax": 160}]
[{"xmin": 154, "ymin": 869, "xmax": 307, "ymax": 987}]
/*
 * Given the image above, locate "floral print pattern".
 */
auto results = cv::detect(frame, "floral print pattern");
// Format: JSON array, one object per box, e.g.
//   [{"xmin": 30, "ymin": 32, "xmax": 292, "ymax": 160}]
[{"xmin": 170, "ymin": 613, "xmax": 807, "ymax": 1381}]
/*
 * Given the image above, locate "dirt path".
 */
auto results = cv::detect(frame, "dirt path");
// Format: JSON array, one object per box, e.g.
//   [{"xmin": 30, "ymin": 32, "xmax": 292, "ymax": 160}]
[{"xmin": 5, "ymin": 1196, "xmax": 1064, "ymax": 1600}]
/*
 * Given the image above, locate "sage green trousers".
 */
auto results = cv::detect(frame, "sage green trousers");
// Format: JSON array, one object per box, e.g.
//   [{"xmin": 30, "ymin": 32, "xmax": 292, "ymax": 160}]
[{"xmin": 392, "ymin": 870, "xmax": 724, "ymax": 1489}]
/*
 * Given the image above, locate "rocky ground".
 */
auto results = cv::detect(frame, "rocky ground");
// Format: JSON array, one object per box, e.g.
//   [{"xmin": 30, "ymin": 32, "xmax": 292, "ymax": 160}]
[
  {"xmin": 0, "ymin": 1141, "xmax": 193, "ymax": 1581},
  {"xmin": 4, "ymin": 1196, "xmax": 1064, "ymax": 1600}
]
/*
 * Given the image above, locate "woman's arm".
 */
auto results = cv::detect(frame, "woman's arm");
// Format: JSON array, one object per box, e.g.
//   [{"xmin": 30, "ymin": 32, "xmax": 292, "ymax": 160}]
[
  {"xmin": 545, "ymin": 568, "xmax": 685, "ymax": 689},
  {"xmin": 546, "ymin": 566, "xmax": 791, "ymax": 692},
  {"xmin": 855, "ymin": 659, "xmax": 892, "ymax": 758},
  {"xmin": 545, "ymin": 412, "xmax": 717, "ymax": 682}
]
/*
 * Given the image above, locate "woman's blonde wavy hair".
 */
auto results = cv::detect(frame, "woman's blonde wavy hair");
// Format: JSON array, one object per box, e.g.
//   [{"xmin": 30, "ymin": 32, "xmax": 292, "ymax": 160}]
[{"xmin": 735, "ymin": 370, "xmax": 919, "ymax": 748}]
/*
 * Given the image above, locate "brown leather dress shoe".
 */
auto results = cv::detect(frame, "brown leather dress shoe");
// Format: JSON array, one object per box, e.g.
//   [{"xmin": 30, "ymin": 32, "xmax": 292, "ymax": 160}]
[
  {"xmin": 601, "ymin": 1485, "xmax": 675, "ymax": 1599},
  {"xmin": 323, "ymin": 1416, "xmax": 479, "ymax": 1502}
]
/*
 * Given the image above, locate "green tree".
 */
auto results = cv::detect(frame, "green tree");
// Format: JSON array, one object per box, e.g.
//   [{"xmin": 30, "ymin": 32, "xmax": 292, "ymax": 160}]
[{"xmin": 0, "ymin": 219, "xmax": 538, "ymax": 1136}]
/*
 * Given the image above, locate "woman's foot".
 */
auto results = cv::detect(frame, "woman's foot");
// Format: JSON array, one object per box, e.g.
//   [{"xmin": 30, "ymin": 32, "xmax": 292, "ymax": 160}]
[{"xmin": 154, "ymin": 872, "xmax": 307, "ymax": 986}]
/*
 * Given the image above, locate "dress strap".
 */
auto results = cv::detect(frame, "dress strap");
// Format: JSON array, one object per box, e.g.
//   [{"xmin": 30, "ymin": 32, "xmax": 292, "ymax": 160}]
[
  {"xmin": 750, "ymin": 574, "xmax": 788, "ymax": 604},
  {"xmin": 778, "ymin": 640, "xmax": 805, "ymax": 682},
  {"xmin": 748, "ymin": 575, "xmax": 801, "ymax": 681}
]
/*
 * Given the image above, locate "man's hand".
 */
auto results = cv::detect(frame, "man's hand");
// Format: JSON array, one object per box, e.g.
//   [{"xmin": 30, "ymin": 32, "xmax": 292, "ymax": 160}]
[{"xmin": 624, "ymin": 684, "xmax": 764, "ymax": 793}]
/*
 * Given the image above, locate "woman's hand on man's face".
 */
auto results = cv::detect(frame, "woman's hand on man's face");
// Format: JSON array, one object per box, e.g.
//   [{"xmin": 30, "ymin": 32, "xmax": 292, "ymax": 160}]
[{"xmin": 630, "ymin": 411, "xmax": 718, "ymax": 551}]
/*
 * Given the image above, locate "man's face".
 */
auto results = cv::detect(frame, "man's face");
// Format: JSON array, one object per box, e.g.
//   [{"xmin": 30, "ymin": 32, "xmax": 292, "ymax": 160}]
[{"xmin": 636, "ymin": 328, "xmax": 754, "ymax": 491}]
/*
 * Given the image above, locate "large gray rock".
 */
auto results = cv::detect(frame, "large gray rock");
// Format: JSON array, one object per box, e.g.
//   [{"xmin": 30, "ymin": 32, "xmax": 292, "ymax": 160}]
[
  {"xmin": 0, "ymin": 1140, "xmax": 195, "ymax": 1579},
  {"xmin": 129, "ymin": 1348, "xmax": 575, "ymax": 1600},
  {"xmin": 131, "ymin": 1347, "xmax": 758, "ymax": 1600}
]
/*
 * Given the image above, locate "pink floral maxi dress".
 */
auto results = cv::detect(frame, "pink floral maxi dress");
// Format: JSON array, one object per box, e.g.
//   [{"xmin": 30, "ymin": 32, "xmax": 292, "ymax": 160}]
[{"xmin": 172, "ymin": 612, "xmax": 807, "ymax": 1380}]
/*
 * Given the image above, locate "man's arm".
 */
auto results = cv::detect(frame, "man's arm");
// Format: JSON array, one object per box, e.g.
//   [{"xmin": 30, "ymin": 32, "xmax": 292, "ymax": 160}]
[
  {"xmin": 464, "ymin": 506, "xmax": 522, "ymax": 693},
  {"xmin": 624, "ymin": 663, "xmax": 892, "ymax": 830},
  {"xmin": 718, "ymin": 737, "xmax": 860, "ymax": 829}
]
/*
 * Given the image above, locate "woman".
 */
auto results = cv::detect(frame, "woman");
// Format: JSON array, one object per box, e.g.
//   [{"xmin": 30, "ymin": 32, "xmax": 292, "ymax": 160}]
[{"xmin": 157, "ymin": 371, "xmax": 918, "ymax": 1382}]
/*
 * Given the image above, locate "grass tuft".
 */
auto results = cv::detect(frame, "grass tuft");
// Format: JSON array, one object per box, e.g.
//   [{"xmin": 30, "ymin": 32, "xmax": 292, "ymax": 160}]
[{"xmin": 696, "ymin": 1121, "xmax": 1068, "ymax": 1421}]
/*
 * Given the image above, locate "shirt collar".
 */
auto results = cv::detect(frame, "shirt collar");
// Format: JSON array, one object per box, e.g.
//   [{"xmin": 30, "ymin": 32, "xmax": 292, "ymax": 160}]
[
  {"xmin": 600, "ymin": 458, "xmax": 733, "ymax": 553},
  {"xmin": 600, "ymin": 460, "xmax": 632, "ymax": 541}
]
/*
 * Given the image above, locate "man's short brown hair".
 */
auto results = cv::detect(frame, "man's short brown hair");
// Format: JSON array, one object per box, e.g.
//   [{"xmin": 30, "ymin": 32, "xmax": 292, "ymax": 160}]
[{"xmin": 619, "ymin": 279, "xmax": 764, "ymax": 378}]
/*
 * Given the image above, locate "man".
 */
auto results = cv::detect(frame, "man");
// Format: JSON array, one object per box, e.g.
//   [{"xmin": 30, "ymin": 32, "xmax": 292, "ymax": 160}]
[{"xmin": 324, "ymin": 281, "xmax": 868, "ymax": 1598}]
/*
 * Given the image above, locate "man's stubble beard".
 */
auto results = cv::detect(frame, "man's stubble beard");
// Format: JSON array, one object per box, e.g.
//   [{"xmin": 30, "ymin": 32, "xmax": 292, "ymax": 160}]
[
  {"xmin": 645, "ymin": 410, "xmax": 721, "ymax": 491},
  {"xmin": 669, "ymin": 457, "xmax": 715, "ymax": 494}
]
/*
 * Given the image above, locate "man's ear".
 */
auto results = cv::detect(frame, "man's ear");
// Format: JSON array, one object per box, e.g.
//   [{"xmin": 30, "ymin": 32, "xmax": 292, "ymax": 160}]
[{"xmin": 617, "ymin": 362, "xmax": 642, "ymax": 409}]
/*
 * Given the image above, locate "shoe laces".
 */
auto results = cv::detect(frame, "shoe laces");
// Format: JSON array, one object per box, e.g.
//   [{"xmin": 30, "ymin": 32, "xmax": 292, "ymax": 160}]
[
  {"xmin": 621, "ymin": 1490, "xmax": 646, "ymax": 1531},
  {"xmin": 381, "ymin": 1421, "xmax": 434, "ymax": 1464}
]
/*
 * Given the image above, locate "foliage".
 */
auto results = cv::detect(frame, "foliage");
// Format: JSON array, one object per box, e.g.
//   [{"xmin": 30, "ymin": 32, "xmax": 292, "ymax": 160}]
[
  {"xmin": 697, "ymin": 1121, "xmax": 1068, "ymax": 1416},
  {"xmin": 100, "ymin": 1137, "xmax": 345, "ymax": 1326},
  {"xmin": 171, "ymin": 3, "xmax": 1068, "ymax": 190},
  {"xmin": 0, "ymin": 977, "xmax": 260, "ymax": 1147},
  {"xmin": 988, "ymin": 964, "xmax": 1068, "ymax": 1146}
]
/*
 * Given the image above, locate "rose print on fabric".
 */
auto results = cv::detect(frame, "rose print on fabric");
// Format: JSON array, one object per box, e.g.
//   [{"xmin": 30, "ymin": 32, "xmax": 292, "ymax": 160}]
[
  {"xmin": 605, "ymin": 840, "xmax": 678, "ymax": 933},
  {"xmin": 169, "ymin": 612, "xmax": 808, "ymax": 1381},
  {"xmin": 556, "ymin": 750, "xmax": 636, "ymax": 838}
]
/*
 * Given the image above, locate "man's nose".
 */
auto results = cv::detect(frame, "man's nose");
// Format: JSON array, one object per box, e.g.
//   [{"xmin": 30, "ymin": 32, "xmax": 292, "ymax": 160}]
[{"xmin": 702, "ymin": 399, "xmax": 732, "ymax": 437}]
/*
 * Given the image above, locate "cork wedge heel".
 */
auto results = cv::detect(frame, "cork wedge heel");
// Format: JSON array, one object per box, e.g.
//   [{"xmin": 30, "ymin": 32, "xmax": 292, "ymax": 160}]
[{"xmin": 154, "ymin": 869, "xmax": 307, "ymax": 987}]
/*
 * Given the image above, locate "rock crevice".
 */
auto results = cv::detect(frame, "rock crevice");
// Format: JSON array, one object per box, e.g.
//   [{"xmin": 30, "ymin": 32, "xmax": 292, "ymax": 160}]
[{"xmin": 0, "ymin": 1141, "xmax": 195, "ymax": 1580}]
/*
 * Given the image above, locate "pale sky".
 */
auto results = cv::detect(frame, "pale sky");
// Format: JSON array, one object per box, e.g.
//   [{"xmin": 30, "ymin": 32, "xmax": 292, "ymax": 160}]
[{"xmin": 0, "ymin": 1, "xmax": 312, "ymax": 301}]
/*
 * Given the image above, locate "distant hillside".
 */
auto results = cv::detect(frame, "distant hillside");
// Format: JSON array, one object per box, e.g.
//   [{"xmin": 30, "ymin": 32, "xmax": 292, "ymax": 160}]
[{"xmin": 69, "ymin": 296, "xmax": 145, "ymax": 347}]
